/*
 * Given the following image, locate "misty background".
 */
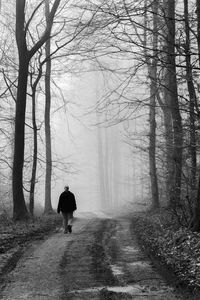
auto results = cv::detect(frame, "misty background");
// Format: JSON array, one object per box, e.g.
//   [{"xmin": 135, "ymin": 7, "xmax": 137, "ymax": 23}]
[
  {"xmin": 2, "ymin": 0, "xmax": 198, "ymax": 226},
  {"xmin": 50, "ymin": 69, "xmax": 148, "ymax": 212}
]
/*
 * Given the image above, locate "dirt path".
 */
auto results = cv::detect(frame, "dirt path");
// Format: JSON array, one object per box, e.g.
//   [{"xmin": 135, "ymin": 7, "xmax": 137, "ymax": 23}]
[{"xmin": 0, "ymin": 213, "xmax": 182, "ymax": 299}]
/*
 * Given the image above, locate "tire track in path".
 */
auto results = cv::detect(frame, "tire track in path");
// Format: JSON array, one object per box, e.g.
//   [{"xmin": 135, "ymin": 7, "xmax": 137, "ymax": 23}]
[
  {"xmin": 0, "ymin": 213, "xmax": 183, "ymax": 300},
  {"xmin": 0, "ymin": 217, "xmax": 93, "ymax": 300}
]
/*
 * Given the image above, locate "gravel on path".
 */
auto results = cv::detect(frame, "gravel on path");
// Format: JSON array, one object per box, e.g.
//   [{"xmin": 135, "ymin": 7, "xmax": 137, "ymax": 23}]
[{"xmin": 0, "ymin": 213, "xmax": 183, "ymax": 300}]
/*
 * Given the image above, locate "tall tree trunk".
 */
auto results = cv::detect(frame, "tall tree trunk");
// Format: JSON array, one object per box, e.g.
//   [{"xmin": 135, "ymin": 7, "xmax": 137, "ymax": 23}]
[
  {"xmin": 184, "ymin": 0, "xmax": 197, "ymax": 188},
  {"xmin": 162, "ymin": 102, "xmax": 174, "ymax": 201},
  {"xmin": 189, "ymin": 175, "xmax": 200, "ymax": 231},
  {"xmin": 111, "ymin": 127, "xmax": 120, "ymax": 208},
  {"xmin": 29, "ymin": 87, "xmax": 38, "ymax": 216},
  {"xmin": 95, "ymin": 70, "xmax": 106, "ymax": 210},
  {"xmin": 164, "ymin": 0, "xmax": 183, "ymax": 207},
  {"xmin": 188, "ymin": 0, "xmax": 200, "ymax": 231},
  {"xmin": 13, "ymin": 1, "xmax": 29, "ymax": 220},
  {"xmin": 196, "ymin": 0, "xmax": 200, "ymax": 64},
  {"xmin": 13, "ymin": 58, "xmax": 29, "ymax": 220},
  {"xmin": 149, "ymin": 73, "xmax": 159, "ymax": 209},
  {"xmin": 97, "ymin": 113, "xmax": 106, "ymax": 210},
  {"xmin": 13, "ymin": 0, "xmax": 61, "ymax": 220},
  {"xmin": 44, "ymin": 0, "xmax": 53, "ymax": 214},
  {"xmin": 144, "ymin": 0, "xmax": 159, "ymax": 208},
  {"xmin": 29, "ymin": 67, "xmax": 43, "ymax": 216},
  {"xmin": 149, "ymin": 0, "xmax": 159, "ymax": 209},
  {"xmin": 104, "ymin": 125, "xmax": 111, "ymax": 208}
]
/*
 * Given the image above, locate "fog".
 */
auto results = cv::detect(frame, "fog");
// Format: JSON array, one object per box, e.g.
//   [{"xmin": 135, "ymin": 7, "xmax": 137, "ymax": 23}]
[
  {"xmin": 0, "ymin": 1, "xmax": 152, "ymax": 215},
  {"xmin": 47, "ymin": 69, "xmax": 149, "ymax": 213}
]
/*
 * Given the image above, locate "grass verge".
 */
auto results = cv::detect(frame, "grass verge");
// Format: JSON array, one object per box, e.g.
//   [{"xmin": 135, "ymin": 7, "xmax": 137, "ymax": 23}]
[
  {"xmin": 0, "ymin": 213, "xmax": 62, "ymax": 254},
  {"xmin": 131, "ymin": 209, "xmax": 200, "ymax": 298}
]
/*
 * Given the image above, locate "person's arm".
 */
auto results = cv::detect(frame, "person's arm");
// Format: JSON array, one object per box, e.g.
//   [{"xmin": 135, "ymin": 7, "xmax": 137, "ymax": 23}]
[
  {"xmin": 73, "ymin": 194, "xmax": 77, "ymax": 211},
  {"xmin": 57, "ymin": 195, "xmax": 61, "ymax": 213}
]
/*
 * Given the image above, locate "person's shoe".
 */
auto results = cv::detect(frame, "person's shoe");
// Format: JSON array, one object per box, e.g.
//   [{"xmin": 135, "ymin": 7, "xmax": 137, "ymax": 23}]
[{"xmin": 68, "ymin": 225, "xmax": 72, "ymax": 233}]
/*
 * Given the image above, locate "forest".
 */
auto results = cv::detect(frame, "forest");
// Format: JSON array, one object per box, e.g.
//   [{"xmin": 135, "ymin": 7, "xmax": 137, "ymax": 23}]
[
  {"xmin": 0, "ymin": 1, "xmax": 199, "ymax": 216},
  {"xmin": 1, "ymin": 0, "xmax": 200, "ymax": 296},
  {"xmin": 0, "ymin": 0, "xmax": 198, "ymax": 223}
]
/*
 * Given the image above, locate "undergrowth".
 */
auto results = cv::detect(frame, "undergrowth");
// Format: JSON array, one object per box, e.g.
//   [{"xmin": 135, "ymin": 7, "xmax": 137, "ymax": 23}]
[
  {"xmin": 0, "ymin": 212, "xmax": 62, "ymax": 253},
  {"xmin": 132, "ymin": 209, "xmax": 200, "ymax": 293}
]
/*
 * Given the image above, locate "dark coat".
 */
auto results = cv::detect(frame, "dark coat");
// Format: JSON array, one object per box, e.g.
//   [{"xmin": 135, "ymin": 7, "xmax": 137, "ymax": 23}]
[{"xmin": 57, "ymin": 191, "xmax": 77, "ymax": 213}]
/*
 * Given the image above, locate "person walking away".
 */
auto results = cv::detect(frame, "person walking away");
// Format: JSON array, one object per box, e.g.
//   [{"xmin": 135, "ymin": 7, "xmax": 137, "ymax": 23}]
[{"xmin": 57, "ymin": 185, "xmax": 77, "ymax": 233}]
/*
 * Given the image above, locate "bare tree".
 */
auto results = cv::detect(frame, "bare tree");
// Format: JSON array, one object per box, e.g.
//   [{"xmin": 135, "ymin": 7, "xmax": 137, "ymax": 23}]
[
  {"xmin": 188, "ymin": 0, "xmax": 200, "ymax": 231},
  {"xmin": 29, "ymin": 56, "xmax": 44, "ymax": 216},
  {"xmin": 184, "ymin": 0, "xmax": 197, "ymax": 188},
  {"xmin": 44, "ymin": 0, "xmax": 53, "ymax": 214},
  {"xmin": 144, "ymin": 0, "xmax": 159, "ymax": 209},
  {"xmin": 13, "ymin": 0, "xmax": 61, "ymax": 220},
  {"xmin": 161, "ymin": 0, "xmax": 183, "ymax": 207}
]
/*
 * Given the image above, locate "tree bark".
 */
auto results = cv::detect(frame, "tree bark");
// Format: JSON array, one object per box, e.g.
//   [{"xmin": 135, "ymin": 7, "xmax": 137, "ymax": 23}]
[
  {"xmin": 148, "ymin": 0, "xmax": 159, "ymax": 209},
  {"xmin": 187, "ymin": 0, "xmax": 200, "ymax": 231},
  {"xmin": 163, "ymin": 0, "xmax": 183, "ymax": 207},
  {"xmin": 97, "ymin": 113, "xmax": 106, "ymax": 210},
  {"xmin": 144, "ymin": 0, "xmax": 159, "ymax": 208},
  {"xmin": 162, "ymin": 103, "xmax": 174, "ymax": 201},
  {"xmin": 104, "ymin": 125, "xmax": 111, "ymax": 208},
  {"xmin": 29, "ymin": 86, "xmax": 38, "ymax": 216},
  {"xmin": 29, "ymin": 66, "xmax": 43, "ymax": 216},
  {"xmin": 44, "ymin": 0, "xmax": 53, "ymax": 214},
  {"xmin": 184, "ymin": 0, "xmax": 197, "ymax": 188},
  {"xmin": 189, "ymin": 174, "xmax": 200, "ymax": 231},
  {"xmin": 196, "ymin": 0, "xmax": 200, "ymax": 65},
  {"xmin": 13, "ymin": 58, "xmax": 30, "ymax": 220},
  {"xmin": 111, "ymin": 127, "xmax": 120, "ymax": 208},
  {"xmin": 149, "ymin": 72, "xmax": 159, "ymax": 209},
  {"xmin": 13, "ymin": 0, "xmax": 29, "ymax": 220},
  {"xmin": 13, "ymin": 0, "xmax": 61, "ymax": 220}
]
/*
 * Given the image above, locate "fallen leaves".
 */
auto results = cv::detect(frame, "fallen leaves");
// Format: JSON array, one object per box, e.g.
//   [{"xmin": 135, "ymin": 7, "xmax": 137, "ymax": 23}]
[
  {"xmin": 132, "ymin": 211, "xmax": 200, "ymax": 291},
  {"xmin": 0, "ymin": 214, "xmax": 62, "ymax": 254}
]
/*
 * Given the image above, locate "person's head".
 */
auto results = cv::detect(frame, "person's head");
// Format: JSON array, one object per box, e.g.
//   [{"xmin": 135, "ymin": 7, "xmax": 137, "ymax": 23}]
[{"xmin": 64, "ymin": 185, "xmax": 69, "ymax": 191}]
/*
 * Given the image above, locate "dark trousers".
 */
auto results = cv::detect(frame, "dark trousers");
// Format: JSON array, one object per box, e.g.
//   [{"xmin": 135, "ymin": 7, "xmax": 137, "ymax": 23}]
[{"xmin": 61, "ymin": 212, "xmax": 73, "ymax": 232}]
